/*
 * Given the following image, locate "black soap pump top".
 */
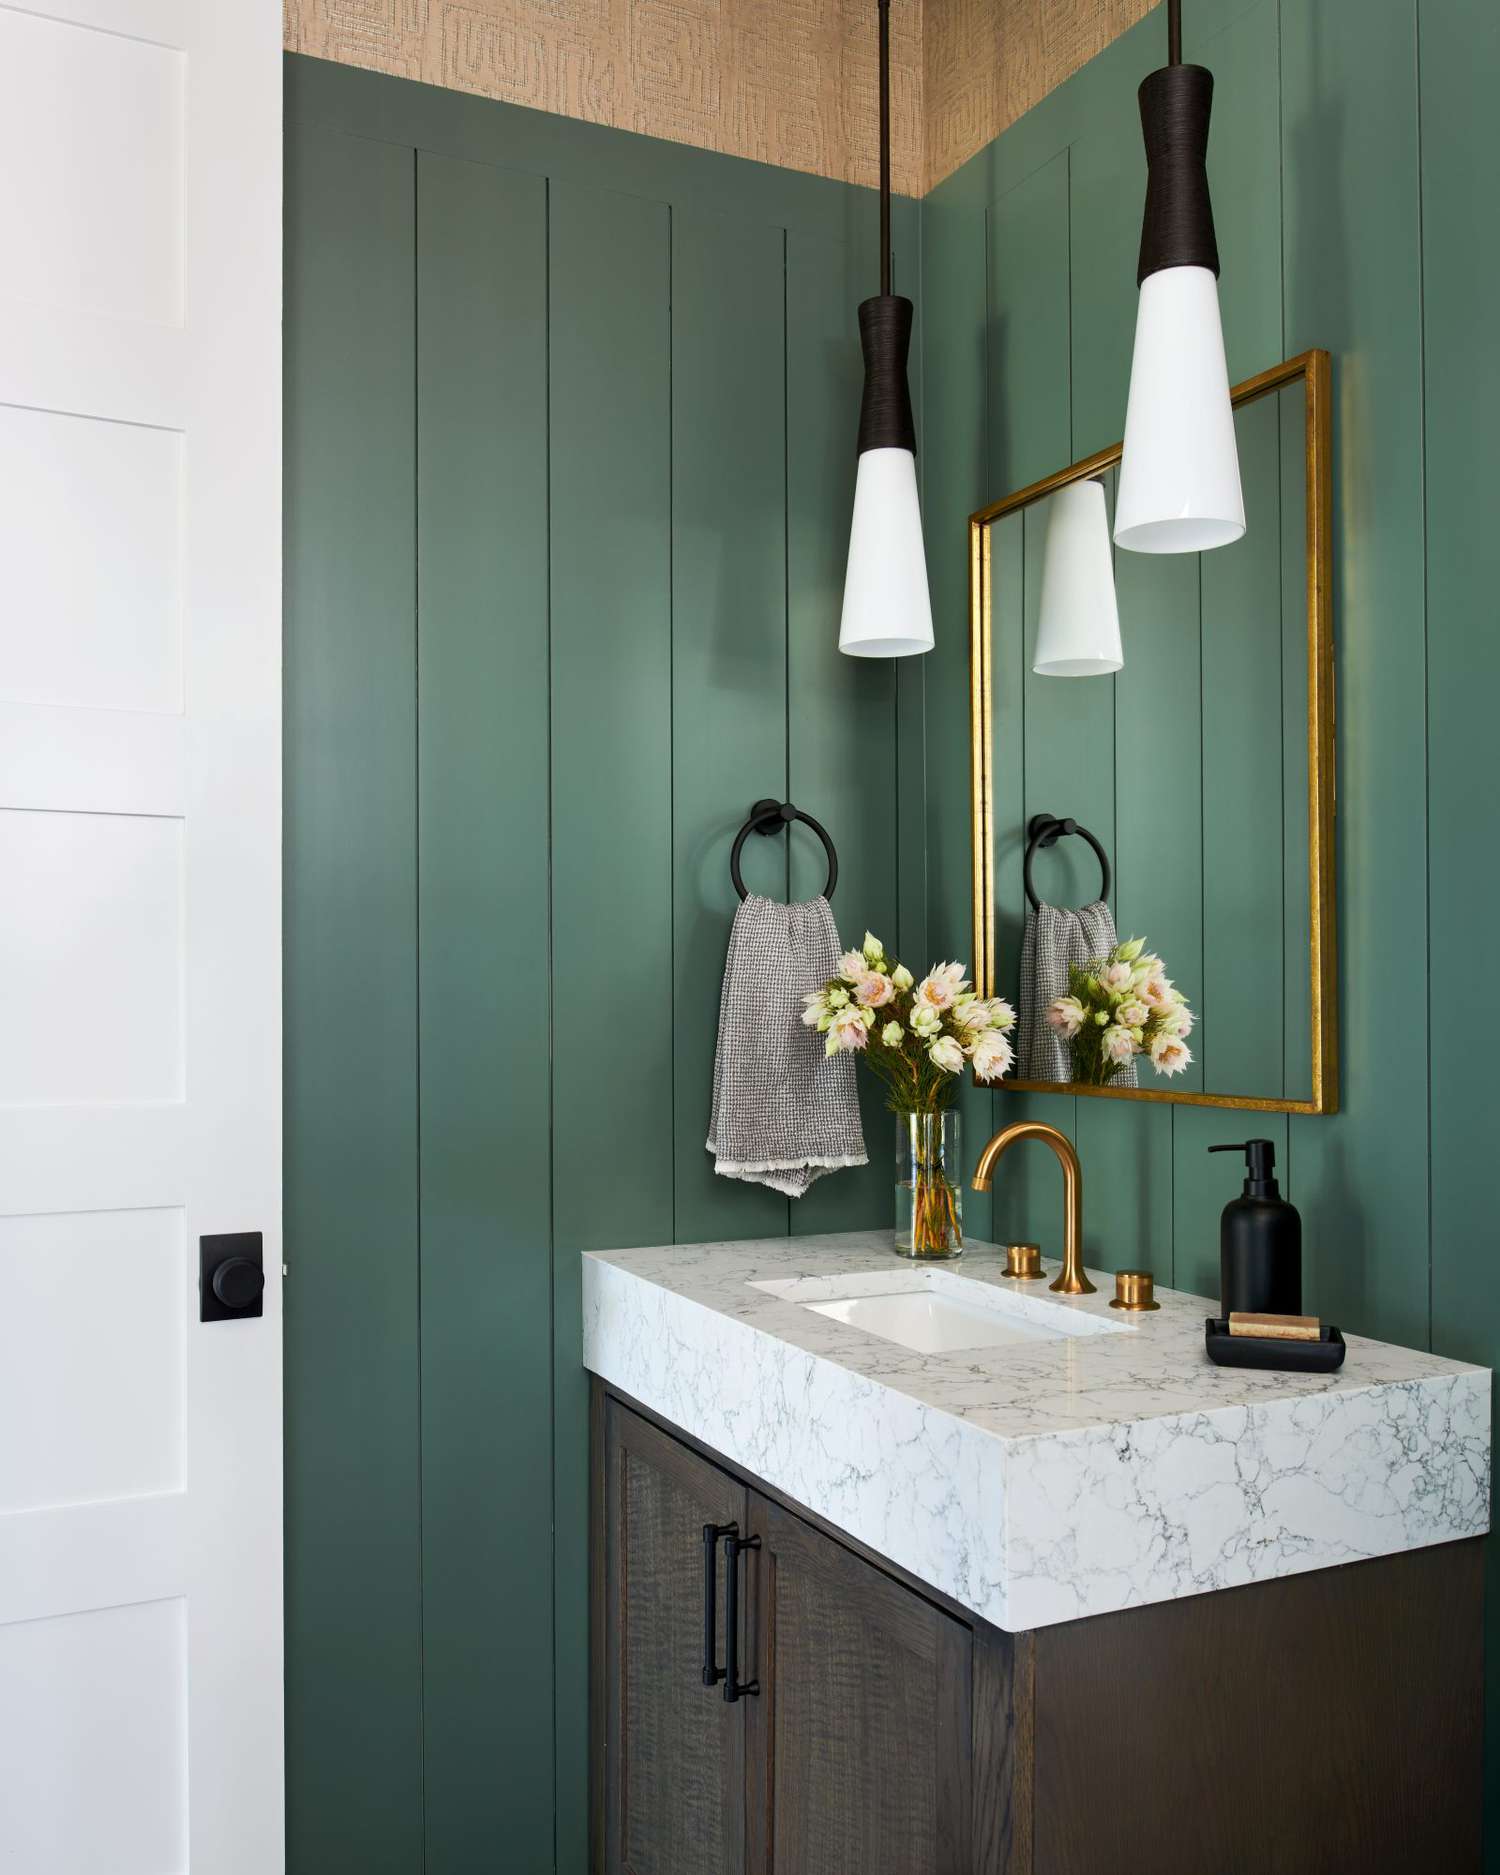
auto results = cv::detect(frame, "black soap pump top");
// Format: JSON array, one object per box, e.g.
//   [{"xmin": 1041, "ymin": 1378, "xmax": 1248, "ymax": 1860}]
[{"xmin": 1208, "ymin": 1139, "xmax": 1302, "ymax": 1318}]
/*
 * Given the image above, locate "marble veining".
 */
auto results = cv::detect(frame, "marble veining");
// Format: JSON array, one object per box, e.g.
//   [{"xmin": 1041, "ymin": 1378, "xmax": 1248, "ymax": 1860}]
[{"xmin": 582, "ymin": 1231, "xmax": 1489, "ymax": 1631}]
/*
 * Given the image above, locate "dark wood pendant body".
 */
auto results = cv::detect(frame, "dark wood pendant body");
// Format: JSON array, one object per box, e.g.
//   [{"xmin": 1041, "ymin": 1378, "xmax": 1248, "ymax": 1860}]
[
  {"xmin": 1136, "ymin": 62, "xmax": 1220, "ymax": 284},
  {"xmin": 855, "ymin": 294, "xmax": 917, "ymax": 456}
]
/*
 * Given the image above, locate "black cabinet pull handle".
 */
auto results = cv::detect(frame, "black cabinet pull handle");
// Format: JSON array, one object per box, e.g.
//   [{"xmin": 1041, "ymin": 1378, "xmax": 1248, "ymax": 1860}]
[
  {"xmin": 723, "ymin": 1530, "xmax": 761, "ymax": 1703},
  {"xmin": 702, "ymin": 1522, "xmax": 734, "ymax": 1687}
]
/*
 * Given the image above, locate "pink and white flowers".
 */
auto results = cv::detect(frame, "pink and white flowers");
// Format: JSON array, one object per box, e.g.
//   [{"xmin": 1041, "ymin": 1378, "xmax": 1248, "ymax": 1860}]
[
  {"xmin": 1046, "ymin": 936, "xmax": 1195, "ymax": 1085},
  {"xmin": 914, "ymin": 968, "xmax": 960, "ymax": 1014},
  {"xmin": 971, "ymin": 1029, "xmax": 1015, "ymax": 1083},
  {"xmin": 1046, "ymin": 994, "xmax": 1086, "ymax": 1040},
  {"xmin": 1149, "ymin": 1031, "xmax": 1191, "ymax": 1075},
  {"xmin": 855, "ymin": 971, "xmax": 895, "ymax": 1008},
  {"xmin": 837, "ymin": 948, "xmax": 873, "ymax": 985},
  {"xmin": 826, "ymin": 1003, "xmax": 872, "ymax": 1052},
  {"xmin": 802, "ymin": 932, "xmax": 1016, "ymax": 1109},
  {"xmin": 928, "ymin": 1034, "xmax": 966, "ymax": 1075},
  {"xmin": 1102, "ymin": 1024, "xmax": 1138, "ymax": 1066}
]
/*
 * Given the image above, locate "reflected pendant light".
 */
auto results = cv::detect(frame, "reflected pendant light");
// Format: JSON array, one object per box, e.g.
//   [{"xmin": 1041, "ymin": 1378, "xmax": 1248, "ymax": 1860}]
[
  {"xmin": 1114, "ymin": 0, "xmax": 1244, "ymax": 554},
  {"xmin": 1033, "ymin": 480, "xmax": 1124, "ymax": 676},
  {"xmin": 839, "ymin": 0, "xmax": 934, "ymax": 658}
]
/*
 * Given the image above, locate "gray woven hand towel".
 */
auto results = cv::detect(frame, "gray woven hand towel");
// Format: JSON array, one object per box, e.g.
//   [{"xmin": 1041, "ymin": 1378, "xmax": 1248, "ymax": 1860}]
[
  {"xmin": 1017, "ymin": 899, "xmax": 1138, "ymax": 1086},
  {"xmin": 706, "ymin": 894, "xmax": 867, "ymax": 1198}
]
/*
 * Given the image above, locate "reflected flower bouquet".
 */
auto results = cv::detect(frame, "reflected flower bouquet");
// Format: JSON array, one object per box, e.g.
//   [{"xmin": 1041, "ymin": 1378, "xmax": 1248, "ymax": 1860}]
[{"xmin": 1047, "ymin": 936, "xmax": 1194, "ymax": 1085}]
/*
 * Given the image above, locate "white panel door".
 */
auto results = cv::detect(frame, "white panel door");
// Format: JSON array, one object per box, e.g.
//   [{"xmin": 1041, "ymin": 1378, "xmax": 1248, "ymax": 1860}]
[{"xmin": 0, "ymin": 0, "xmax": 283, "ymax": 1870}]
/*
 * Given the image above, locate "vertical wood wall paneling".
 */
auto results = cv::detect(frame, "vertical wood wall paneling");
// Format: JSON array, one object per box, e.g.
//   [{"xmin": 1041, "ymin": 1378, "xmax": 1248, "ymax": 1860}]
[
  {"xmin": 548, "ymin": 176, "xmax": 673, "ymax": 1873},
  {"xmin": 988, "ymin": 505, "xmax": 1025, "ymax": 1036},
  {"xmin": 1204, "ymin": 0, "xmax": 1284, "ymax": 387},
  {"xmin": 1194, "ymin": 0, "xmax": 1286, "ymax": 1115},
  {"xmin": 415, "ymin": 151, "xmax": 554, "ymax": 1869},
  {"xmin": 1199, "ymin": 396, "xmax": 1285, "ymax": 1099},
  {"xmin": 287, "ymin": 59, "xmax": 927, "ymax": 1875},
  {"xmin": 1169, "ymin": 0, "xmax": 1292, "ymax": 1285},
  {"xmin": 1420, "ymin": 0, "xmax": 1500, "ymax": 1842},
  {"xmin": 1280, "ymin": 0, "xmax": 1429, "ymax": 1340},
  {"xmin": 985, "ymin": 152, "xmax": 1073, "ymax": 499},
  {"xmin": 786, "ymin": 222, "xmax": 895, "ymax": 1234},
  {"xmin": 1064, "ymin": 86, "xmax": 1140, "ymax": 466},
  {"xmin": 985, "ymin": 153, "xmax": 1077, "ymax": 1256},
  {"xmin": 1113, "ymin": 539, "xmax": 1204, "ymax": 1111},
  {"xmin": 671, "ymin": 211, "xmax": 791, "ymax": 1244},
  {"xmin": 1240, "ymin": 10, "xmax": 1309, "ymax": 1129},
  {"xmin": 895, "ymin": 648, "xmax": 929, "ymax": 968},
  {"xmin": 1279, "ymin": 396, "xmax": 1313, "ymax": 1103},
  {"xmin": 283, "ymin": 122, "xmax": 423, "ymax": 1875},
  {"xmin": 1067, "ymin": 96, "xmax": 1174, "ymax": 1278},
  {"xmin": 550, "ymin": 179, "xmax": 673, "ymax": 1257},
  {"xmin": 894, "ymin": 230, "xmax": 930, "ymax": 972},
  {"xmin": 919, "ymin": 159, "xmax": 993, "ymax": 1240}
]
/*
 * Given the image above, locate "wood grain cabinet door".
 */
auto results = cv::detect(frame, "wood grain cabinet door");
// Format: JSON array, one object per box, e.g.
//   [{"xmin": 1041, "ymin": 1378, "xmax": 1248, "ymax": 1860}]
[
  {"xmin": 742, "ymin": 1492, "xmax": 973, "ymax": 1875},
  {"xmin": 602, "ymin": 1400, "xmax": 749, "ymax": 1875}
]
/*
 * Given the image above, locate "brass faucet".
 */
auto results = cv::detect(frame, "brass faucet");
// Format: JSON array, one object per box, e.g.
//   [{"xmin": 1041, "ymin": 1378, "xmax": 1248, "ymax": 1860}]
[{"xmin": 972, "ymin": 1120, "xmax": 1095, "ymax": 1295}]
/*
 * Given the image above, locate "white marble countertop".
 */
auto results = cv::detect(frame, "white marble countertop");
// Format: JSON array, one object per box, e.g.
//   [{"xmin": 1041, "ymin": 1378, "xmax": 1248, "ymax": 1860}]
[{"xmin": 581, "ymin": 1230, "xmax": 1490, "ymax": 1632}]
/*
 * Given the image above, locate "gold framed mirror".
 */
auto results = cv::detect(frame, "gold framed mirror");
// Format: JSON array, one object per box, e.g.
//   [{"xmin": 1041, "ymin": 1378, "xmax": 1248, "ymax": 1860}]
[{"xmin": 969, "ymin": 349, "xmax": 1337, "ymax": 1114}]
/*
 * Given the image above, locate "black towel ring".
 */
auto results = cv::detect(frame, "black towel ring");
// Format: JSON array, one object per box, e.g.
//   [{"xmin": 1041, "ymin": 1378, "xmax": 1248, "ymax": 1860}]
[
  {"xmin": 730, "ymin": 799, "xmax": 839, "ymax": 902},
  {"xmin": 1023, "ymin": 813, "xmax": 1111, "ymax": 912}
]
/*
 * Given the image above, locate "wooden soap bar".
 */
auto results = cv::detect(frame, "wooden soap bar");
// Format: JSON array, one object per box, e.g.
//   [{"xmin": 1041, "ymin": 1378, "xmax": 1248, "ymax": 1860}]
[{"xmin": 1228, "ymin": 1311, "xmax": 1321, "ymax": 1342}]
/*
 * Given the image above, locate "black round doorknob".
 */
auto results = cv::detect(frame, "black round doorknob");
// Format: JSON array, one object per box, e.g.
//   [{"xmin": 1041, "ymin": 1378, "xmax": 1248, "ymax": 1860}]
[{"xmin": 212, "ymin": 1256, "xmax": 265, "ymax": 1311}]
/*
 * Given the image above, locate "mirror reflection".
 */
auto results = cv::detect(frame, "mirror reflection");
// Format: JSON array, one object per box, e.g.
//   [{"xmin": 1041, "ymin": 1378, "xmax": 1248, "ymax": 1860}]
[{"xmin": 970, "ymin": 352, "xmax": 1335, "ymax": 1113}]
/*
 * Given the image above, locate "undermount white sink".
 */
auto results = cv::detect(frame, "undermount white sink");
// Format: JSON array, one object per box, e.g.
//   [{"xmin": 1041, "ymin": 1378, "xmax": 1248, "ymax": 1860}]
[{"xmin": 748, "ymin": 1267, "xmax": 1129, "ymax": 1356}]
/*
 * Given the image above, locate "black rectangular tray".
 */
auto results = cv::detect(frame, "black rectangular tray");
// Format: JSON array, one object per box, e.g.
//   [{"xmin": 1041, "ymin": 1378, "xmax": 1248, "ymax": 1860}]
[{"xmin": 1204, "ymin": 1317, "xmax": 1346, "ymax": 1373}]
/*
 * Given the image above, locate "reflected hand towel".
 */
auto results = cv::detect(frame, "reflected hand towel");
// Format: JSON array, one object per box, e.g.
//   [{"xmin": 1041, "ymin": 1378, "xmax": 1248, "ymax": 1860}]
[{"xmin": 1017, "ymin": 900, "xmax": 1138, "ymax": 1086}]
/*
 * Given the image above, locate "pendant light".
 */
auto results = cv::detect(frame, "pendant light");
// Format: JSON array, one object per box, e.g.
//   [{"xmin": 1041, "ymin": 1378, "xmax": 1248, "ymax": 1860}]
[
  {"xmin": 839, "ymin": 0, "xmax": 934, "ymax": 658},
  {"xmin": 1114, "ymin": 0, "xmax": 1244, "ymax": 554},
  {"xmin": 1033, "ymin": 480, "xmax": 1123, "ymax": 676}
]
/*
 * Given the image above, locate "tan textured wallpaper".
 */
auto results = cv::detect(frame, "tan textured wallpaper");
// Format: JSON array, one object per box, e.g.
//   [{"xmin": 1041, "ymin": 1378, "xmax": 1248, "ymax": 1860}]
[
  {"xmin": 924, "ymin": 0, "xmax": 1152, "ymax": 187},
  {"xmin": 283, "ymin": 0, "xmax": 1150, "ymax": 194}
]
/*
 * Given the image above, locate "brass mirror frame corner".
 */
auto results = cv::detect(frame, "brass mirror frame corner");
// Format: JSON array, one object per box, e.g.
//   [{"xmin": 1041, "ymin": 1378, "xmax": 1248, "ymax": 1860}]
[{"xmin": 967, "ymin": 347, "xmax": 1338, "ymax": 1116}]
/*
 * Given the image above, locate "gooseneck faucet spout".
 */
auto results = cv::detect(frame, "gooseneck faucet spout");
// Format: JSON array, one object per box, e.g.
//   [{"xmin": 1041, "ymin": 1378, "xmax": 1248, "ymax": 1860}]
[{"xmin": 972, "ymin": 1121, "xmax": 1095, "ymax": 1295}]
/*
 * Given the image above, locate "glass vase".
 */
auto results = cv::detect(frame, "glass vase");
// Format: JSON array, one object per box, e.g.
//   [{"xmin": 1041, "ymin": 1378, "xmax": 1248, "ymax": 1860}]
[{"xmin": 895, "ymin": 1110, "xmax": 963, "ymax": 1259}]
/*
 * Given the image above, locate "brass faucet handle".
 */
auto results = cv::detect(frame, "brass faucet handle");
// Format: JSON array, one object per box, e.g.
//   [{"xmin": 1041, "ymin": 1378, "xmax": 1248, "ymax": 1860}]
[
  {"xmin": 1110, "ymin": 1269, "xmax": 1160, "ymax": 1312},
  {"xmin": 1003, "ymin": 1242, "xmax": 1046, "ymax": 1280}
]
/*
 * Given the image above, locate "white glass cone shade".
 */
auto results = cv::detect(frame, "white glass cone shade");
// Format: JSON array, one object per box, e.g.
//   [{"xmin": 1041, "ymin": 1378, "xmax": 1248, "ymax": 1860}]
[
  {"xmin": 1114, "ymin": 265, "xmax": 1245, "ymax": 554},
  {"xmin": 839, "ymin": 446, "xmax": 935, "ymax": 658},
  {"xmin": 1033, "ymin": 480, "xmax": 1123, "ymax": 676}
]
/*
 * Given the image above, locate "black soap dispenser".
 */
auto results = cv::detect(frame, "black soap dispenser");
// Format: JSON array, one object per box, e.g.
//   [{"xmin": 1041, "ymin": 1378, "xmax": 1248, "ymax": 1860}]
[{"xmin": 1208, "ymin": 1140, "xmax": 1302, "ymax": 1317}]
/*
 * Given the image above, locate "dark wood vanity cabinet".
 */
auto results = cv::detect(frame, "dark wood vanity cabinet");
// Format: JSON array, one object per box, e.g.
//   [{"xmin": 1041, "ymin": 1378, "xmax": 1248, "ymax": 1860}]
[
  {"xmin": 593, "ymin": 1382, "xmax": 1484, "ymax": 1875},
  {"xmin": 600, "ymin": 1399, "xmax": 746, "ymax": 1874},
  {"xmin": 742, "ymin": 1495, "xmax": 973, "ymax": 1874},
  {"xmin": 598, "ymin": 1396, "xmax": 977, "ymax": 1875}
]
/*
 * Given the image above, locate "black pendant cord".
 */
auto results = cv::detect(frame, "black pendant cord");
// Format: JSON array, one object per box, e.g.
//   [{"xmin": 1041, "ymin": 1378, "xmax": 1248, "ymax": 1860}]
[
  {"xmin": 1167, "ymin": 0, "xmax": 1181, "ymax": 64},
  {"xmin": 878, "ymin": 0, "xmax": 891, "ymax": 295}
]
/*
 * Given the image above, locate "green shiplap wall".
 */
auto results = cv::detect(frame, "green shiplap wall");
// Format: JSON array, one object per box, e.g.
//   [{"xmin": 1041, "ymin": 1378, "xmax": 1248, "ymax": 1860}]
[
  {"xmin": 284, "ymin": 54, "xmax": 920, "ymax": 1874},
  {"xmin": 284, "ymin": 119, "xmax": 422, "ymax": 1871},
  {"xmin": 919, "ymin": 0, "xmax": 1500, "ymax": 1846},
  {"xmin": 288, "ymin": 9, "xmax": 1498, "ymax": 1863}
]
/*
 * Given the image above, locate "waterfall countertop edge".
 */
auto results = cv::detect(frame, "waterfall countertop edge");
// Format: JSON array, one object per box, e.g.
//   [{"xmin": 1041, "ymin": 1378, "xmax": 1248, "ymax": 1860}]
[{"xmin": 581, "ymin": 1230, "xmax": 1490, "ymax": 1632}]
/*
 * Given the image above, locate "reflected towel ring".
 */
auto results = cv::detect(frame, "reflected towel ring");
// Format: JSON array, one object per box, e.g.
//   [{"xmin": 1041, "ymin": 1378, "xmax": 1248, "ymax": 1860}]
[
  {"xmin": 1023, "ymin": 813, "xmax": 1111, "ymax": 912},
  {"xmin": 730, "ymin": 798, "xmax": 839, "ymax": 902}
]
